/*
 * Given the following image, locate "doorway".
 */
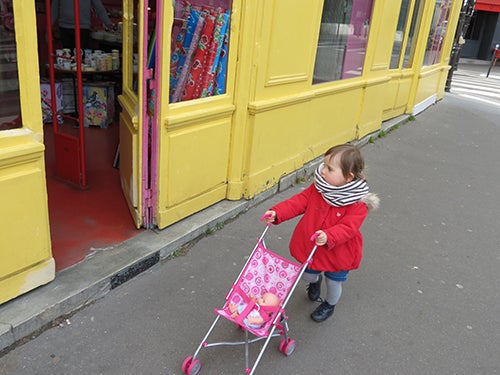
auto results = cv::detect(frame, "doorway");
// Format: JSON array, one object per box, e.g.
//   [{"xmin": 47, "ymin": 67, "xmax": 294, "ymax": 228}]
[{"xmin": 36, "ymin": 0, "xmax": 142, "ymax": 271}]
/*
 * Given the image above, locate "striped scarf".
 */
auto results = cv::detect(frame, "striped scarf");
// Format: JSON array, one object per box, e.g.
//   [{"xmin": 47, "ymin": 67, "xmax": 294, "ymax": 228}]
[{"xmin": 314, "ymin": 163, "xmax": 369, "ymax": 207}]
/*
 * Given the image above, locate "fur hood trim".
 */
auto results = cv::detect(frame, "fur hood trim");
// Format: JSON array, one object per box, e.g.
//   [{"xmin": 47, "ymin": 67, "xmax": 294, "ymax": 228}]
[{"xmin": 361, "ymin": 193, "xmax": 380, "ymax": 212}]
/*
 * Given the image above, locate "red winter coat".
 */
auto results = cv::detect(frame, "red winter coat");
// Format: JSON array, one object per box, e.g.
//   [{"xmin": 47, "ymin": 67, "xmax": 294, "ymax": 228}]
[{"xmin": 271, "ymin": 184, "xmax": 369, "ymax": 272}]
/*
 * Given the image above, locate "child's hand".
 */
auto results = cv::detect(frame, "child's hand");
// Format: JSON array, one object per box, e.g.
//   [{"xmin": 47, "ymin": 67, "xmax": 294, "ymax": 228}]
[
  {"xmin": 263, "ymin": 210, "xmax": 276, "ymax": 224},
  {"xmin": 313, "ymin": 230, "xmax": 328, "ymax": 246}
]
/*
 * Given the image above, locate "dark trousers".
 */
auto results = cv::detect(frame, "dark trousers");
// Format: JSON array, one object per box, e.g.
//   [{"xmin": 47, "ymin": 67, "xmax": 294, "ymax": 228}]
[{"xmin": 59, "ymin": 27, "xmax": 91, "ymax": 51}]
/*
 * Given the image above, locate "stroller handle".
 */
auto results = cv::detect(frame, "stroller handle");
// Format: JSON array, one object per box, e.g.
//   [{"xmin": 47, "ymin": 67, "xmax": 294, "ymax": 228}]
[
  {"xmin": 260, "ymin": 213, "xmax": 272, "ymax": 220},
  {"xmin": 260, "ymin": 213, "xmax": 274, "ymax": 227}
]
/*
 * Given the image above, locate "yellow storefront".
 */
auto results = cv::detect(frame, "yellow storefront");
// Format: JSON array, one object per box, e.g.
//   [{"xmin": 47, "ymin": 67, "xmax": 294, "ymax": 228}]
[
  {"xmin": 0, "ymin": 2, "xmax": 55, "ymax": 304},
  {"xmin": 0, "ymin": 0, "xmax": 461, "ymax": 304}
]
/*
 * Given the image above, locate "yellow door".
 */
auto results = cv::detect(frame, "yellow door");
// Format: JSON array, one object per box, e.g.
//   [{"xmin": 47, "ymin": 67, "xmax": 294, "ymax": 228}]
[
  {"xmin": 0, "ymin": 1, "xmax": 55, "ymax": 305},
  {"xmin": 154, "ymin": 0, "xmax": 236, "ymax": 229},
  {"xmin": 117, "ymin": 0, "xmax": 153, "ymax": 228}
]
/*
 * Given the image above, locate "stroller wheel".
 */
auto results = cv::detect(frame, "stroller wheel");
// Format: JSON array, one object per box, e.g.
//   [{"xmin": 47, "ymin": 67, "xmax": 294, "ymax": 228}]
[
  {"xmin": 182, "ymin": 356, "xmax": 201, "ymax": 374},
  {"xmin": 279, "ymin": 338, "xmax": 296, "ymax": 356},
  {"xmin": 187, "ymin": 359, "xmax": 202, "ymax": 375},
  {"xmin": 181, "ymin": 356, "xmax": 193, "ymax": 373}
]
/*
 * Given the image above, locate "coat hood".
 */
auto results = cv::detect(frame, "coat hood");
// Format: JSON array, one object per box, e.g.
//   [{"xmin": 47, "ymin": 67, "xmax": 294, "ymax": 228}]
[{"xmin": 361, "ymin": 193, "xmax": 380, "ymax": 212}]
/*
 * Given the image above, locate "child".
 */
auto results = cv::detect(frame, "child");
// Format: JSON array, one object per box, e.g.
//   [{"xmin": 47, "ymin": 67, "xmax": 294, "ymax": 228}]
[
  {"xmin": 229, "ymin": 292, "xmax": 280, "ymax": 328},
  {"xmin": 264, "ymin": 144, "xmax": 379, "ymax": 322}
]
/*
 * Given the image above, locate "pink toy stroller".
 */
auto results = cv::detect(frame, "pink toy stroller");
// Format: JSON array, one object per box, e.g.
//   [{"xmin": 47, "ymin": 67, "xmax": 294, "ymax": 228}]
[{"xmin": 182, "ymin": 218, "xmax": 319, "ymax": 375}]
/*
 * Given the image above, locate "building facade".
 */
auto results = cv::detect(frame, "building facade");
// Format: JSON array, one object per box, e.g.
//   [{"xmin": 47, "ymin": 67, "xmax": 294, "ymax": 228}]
[
  {"xmin": 461, "ymin": 0, "xmax": 500, "ymax": 60},
  {"xmin": 1, "ymin": 0, "xmax": 462, "ymax": 304}
]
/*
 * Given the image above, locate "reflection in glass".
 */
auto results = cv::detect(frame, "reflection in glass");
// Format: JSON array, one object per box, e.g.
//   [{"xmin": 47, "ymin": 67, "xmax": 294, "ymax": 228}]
[
  {"xmin": 424, "ymin": 0, "xmax": 452, "ymax": 66},
  {"xmin": 122, "ymin": 0, "xmax": 138, "ymax": 95},
  {"xmin": 133, "ymin": 0, "xmax": 138, "ymax": 94},
  {"xmin": 390, "ymin": 0, "xmax": 411, "ymax": 69},
  {"xmin": 313, "ymin": 0, "xmax": 374, "ymax": 84},
  {"xmin": 402, "ymin": 0, "xmax": 423, "ymax": 69},
  {"xmin": 0, "ymin": 0, "xmax": 21, "ymax": 130}
]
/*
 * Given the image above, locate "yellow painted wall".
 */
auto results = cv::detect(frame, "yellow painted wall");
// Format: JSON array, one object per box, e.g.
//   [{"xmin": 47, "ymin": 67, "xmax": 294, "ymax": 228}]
[
  {"xmin": 0, "ymin": 140, "xmax": 55, "ymax": 304},
  {"xmin": 0, "ymin": 2, "xmax": 54, "ymax": 305},
  {"xmin": 118, "ymin": 109, "xmax": 141, "ymax": 228},
  {"xmin": 156, "ymin": 0, "xmax": 463, "ymax": 215},
  {"xmin": 0, "ymin": 0, "xmax": 464, "ymax": 303},
  {"xmin": 154, "ymin": 1, "xmax": 239, "ymax": 229},
  {"xmin": 156, "ymin": 103, "xmax": 234, "ymax": 227},
  {"xmin": 382, "ymin": 71, "xmax": 414, "ymax": 120},
  {"xmin": 411, "ymin": 0, "xmax": 462, "ymax": 112},
  {"xmin": 371, "ymin": 0, "xmax": 415, "ymax": 121},
  {"xmin": 237, "ymin": 0, "xmax": 399, "ymax": 197}
]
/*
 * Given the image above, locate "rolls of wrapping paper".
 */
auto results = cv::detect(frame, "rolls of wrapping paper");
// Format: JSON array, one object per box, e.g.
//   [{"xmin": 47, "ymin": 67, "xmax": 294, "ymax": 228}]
[{"xmin": 169, "ymin": 4, "xmax": 230, "ymax": 102}]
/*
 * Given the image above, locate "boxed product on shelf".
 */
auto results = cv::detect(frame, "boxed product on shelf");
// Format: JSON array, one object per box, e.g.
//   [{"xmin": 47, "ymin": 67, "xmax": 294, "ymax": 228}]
[
  {"xmin": 82, "ymin": 82, "xmax": 115, "ymax": 128},
  {"xmin": 40, "ymin": 80, "xmax": 63, "ymax": 123},
  {"xmin": 61, "ymin": 78, "xmax": 75, "ymax": 114}
]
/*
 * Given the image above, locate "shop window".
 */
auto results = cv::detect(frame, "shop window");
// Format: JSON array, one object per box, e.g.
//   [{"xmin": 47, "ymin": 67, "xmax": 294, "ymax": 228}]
[
  {"xmin": 402, "ymin": 0, "xmax": 424, "ymax": 69},
  {"xmin": 0, "ymin": 0, "xmax": 21, "ymax": 131},
  {"xmin": 424, "ymin": 0, "xmax": 452, "ymax": 66},
  {"xmin": 169, "ymin": 0, "xmax": 232, "ymax": 103},
  {"xmin": 124, "ymin": 0, "xmax": 138, "ymax": 95},
  {"xmin": 389, "ymin": 0, "xmax": 412, "ymax": 69},
  {"xmin": 313, "ymin": 0, "xmax": 374, "ymax": 84}
]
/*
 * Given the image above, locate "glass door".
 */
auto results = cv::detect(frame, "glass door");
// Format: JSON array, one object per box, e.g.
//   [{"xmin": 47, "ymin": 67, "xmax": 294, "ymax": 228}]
[
  {"xmin": 45, "ymin": 0, "xmax": 87, "ymax": 188},
  {"xmin": 118, "ymin": 0, "xmax": 157, "ymax": 227}
]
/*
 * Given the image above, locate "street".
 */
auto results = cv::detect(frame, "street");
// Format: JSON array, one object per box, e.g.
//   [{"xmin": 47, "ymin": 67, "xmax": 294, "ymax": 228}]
[{"xmin": 1, "ymin": 86, "xmax": 500, "ymax": 374}]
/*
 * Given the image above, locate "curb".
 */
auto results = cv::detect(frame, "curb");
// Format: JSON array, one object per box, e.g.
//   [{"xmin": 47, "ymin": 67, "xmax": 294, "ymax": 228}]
[{"xmin": 0, "ymin": 114, "xmax": 410, "ymax": 354}]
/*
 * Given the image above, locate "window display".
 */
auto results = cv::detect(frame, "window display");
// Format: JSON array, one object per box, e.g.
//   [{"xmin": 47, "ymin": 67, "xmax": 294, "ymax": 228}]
[
  {"xmin": 313, "ymin": 0, "xmax": 374, "ymax": 83},
  {"xmin": 402, "ymin": 0, "xmax": 423, "ymax": 69},
  {"xmin": 169, "ymin": 0, "xmax": 231, "ymax": 103},
  {"xmin": 424, "ymin": 0, "xmax": 452, "ymax": 66},
  {"xmin": 0, "ymin": 0, "xmax": 21, "ymax": 130}
]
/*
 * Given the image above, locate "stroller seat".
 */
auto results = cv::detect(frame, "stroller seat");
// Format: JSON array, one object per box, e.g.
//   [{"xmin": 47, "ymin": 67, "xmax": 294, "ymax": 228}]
[{"xmin": 215, "ymin": 242, "xmax": 302, "ymax": 337}]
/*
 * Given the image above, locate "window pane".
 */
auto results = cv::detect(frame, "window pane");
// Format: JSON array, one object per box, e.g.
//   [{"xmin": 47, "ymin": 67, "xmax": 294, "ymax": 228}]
[
  {"xmin": 390, "ymin": 0, "xmax": 411, "ymax": 69},
  {"xmin": 0, "ymin": 0, "xmax": 21, "ymax": 131},
  {"xmin": 169, "ymin": 0, "xmax": 232, "ymax": 103},
  {"xmin": 313, "ymin": 0, "xmax": 374, "ymax": 84},
  {"xmin": 120, "ymin": 0, "xmax": 138, "ymax": 94},
  {"xmin": 424, "ymin": 0, "xmax": 452, "ymax": 66},
  {"xmin": 402, "ymin": 0, "xmax": 424, "ymax": 69}
]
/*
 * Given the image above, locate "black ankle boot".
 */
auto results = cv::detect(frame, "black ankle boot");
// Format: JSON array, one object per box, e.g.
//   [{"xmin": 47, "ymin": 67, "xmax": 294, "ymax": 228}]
[
  {"xmin": 311, "ymin": 301, "xmax": 335, "ymax": 322},
  {"xmin": 307, "ymin": 274, "xmax": 322, "ymax": 302}
]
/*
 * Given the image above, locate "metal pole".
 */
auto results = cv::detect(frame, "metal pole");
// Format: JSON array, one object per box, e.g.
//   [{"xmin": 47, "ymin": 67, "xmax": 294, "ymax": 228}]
[
  {"xmin": 45, "ymin": 0, "xmax": 59, "ymax": 130},
  {"xmin": 486, "ymin": 45, "xmax": 499, "ymax": 78},
  {"xmin": 74, "ymin": 0, "xmax": 87, "ymax": 187},
  {"xmin": 445, "ymin": 1, "xmax": 475, "ymax": 92}
]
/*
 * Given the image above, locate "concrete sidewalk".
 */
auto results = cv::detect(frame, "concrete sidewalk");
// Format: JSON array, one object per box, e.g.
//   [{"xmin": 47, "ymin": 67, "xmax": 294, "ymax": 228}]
[
  {"xmin": 1, "ymin": 74, "xmax": 499, "ymax": 374},
  {"xmin": 0, "ymin": 58, "xmax": 498, "ymax": 356},
  {"xmin": 0, "ymin": 121, "xmax": 405, "ymax": 355}
]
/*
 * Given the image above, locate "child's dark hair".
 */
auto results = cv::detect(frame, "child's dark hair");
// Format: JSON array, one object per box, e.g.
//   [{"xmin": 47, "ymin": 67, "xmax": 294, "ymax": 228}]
[{"xmin": 324, "ymin": 144, "xmax": 365, "ymax": 180}]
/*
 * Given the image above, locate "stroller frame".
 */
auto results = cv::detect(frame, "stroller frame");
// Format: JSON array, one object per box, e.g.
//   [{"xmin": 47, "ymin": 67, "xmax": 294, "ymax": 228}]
[{"xmin": 182, "ymin": 223, "xmax": 318, "ymax": 375}]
